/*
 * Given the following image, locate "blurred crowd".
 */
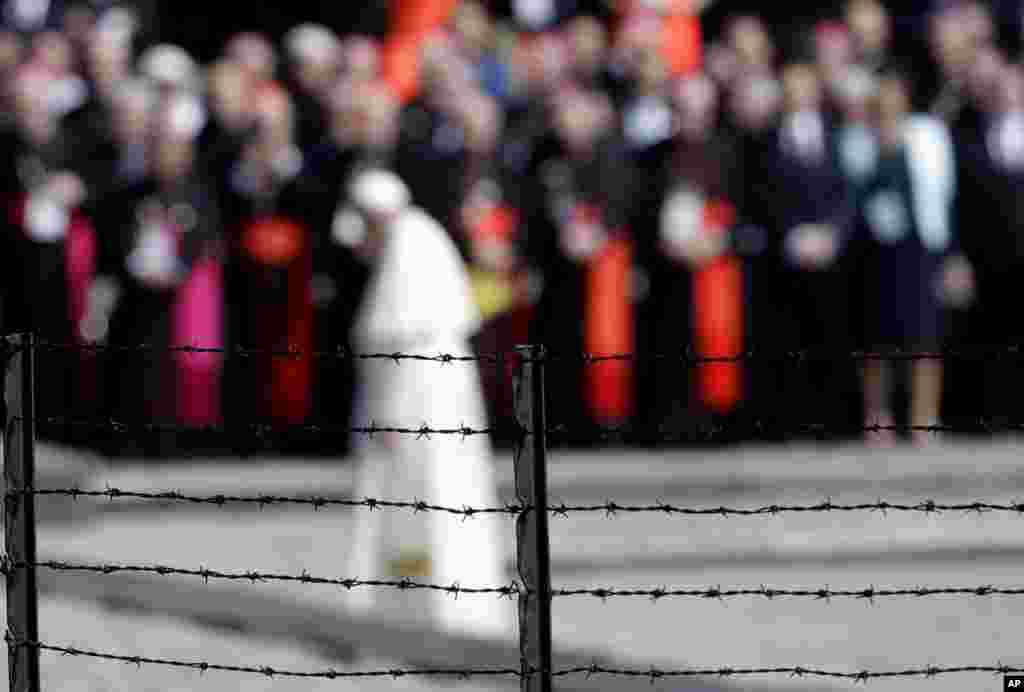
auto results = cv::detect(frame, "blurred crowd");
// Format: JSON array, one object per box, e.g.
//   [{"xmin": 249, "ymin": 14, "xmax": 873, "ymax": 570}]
[{"xmin": 2, "ymin": 0, "xmax": 1024, "ymax": 456}]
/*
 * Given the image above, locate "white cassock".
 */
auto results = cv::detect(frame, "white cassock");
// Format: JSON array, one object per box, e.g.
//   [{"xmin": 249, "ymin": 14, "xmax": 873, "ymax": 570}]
[{"xmin": 346, "ymin": 206, "xmax": 513, "ymax": 639}]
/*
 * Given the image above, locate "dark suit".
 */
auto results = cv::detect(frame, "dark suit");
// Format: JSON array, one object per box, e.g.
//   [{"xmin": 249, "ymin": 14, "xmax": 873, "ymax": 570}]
[
  {"xmin": 956, "ymin": 121, "xmax": 1024, "ymax": 425},
  {"xmin": 747, "ymin": 113, "xmax": 860, "ymax": 438}
]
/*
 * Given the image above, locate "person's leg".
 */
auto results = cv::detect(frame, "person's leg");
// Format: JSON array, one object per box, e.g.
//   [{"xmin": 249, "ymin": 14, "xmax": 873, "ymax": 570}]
[
  {"xmin": 863, "ymin": 357, "xmax": 895, "ymax": 446},
  {"xmin": 910, "ymin": 358, "xmax": 943, "ymax": 447}
]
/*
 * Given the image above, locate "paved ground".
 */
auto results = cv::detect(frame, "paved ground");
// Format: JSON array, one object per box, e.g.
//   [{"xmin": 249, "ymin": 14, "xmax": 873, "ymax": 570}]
[{"xmin": 11, "ymin": 437, "xmax": 1024, "ymax": 692}]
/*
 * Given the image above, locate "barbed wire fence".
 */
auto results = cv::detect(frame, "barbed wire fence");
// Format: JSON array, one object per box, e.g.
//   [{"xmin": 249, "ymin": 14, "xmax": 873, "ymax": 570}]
[{"xmin": 3, "ymin": 333, "xmax": 1024, "ymax": 690}]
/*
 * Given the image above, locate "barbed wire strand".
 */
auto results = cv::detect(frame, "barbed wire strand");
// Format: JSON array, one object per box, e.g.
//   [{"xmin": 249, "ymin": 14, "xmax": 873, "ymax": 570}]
[
  {"xmin": 15, "ymin": 488, "xmax": 1024, "ymax": 519},
  {"xmin": 32, "ymin": 415, "xmax": 1024, "ymax": 443},
  {"xmin": 5, "ymin": 636, "xmax": 519, "ymax": 680},
  {"xmin": 544, "ymin": 421, "xmax": 1024, "ymax": 443},
  {"xmin": 7, "ymin": 638, "xmax": 1024, "ymax": 683},
  {"xmin": 6, "ymin": 558, "xmax": 1024, "ymax": 602},
  {"xmin": 30, "ymin": 340, "xmax": 500, "ymax": 364},
  {"xmin": 0, "ymin": 558, "xmax": 520, "ymax": 598},
  {"xmin": 34, "ymin": 416, "xmax": 509, "ymax": 440},
  {"xmin": 24, "ymin": 339, "xmax": 1024, "ymax": 365},
  {"xmin": 549, "ymin": 585, "xmax": 1024, "ymax": 601},
  {"xmin": 12, "ymin": 487, "xmax": 523, "ymax": 516}
]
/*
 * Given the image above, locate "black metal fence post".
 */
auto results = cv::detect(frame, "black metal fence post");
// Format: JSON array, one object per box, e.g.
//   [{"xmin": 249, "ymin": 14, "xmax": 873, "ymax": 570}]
[
  {"xmin": 514, "ymin": 345, "xmax": 553, "ymax": 692},
  {"xmin": 4, "ymin": 333, "xmax": 40, "ymax": 692}
]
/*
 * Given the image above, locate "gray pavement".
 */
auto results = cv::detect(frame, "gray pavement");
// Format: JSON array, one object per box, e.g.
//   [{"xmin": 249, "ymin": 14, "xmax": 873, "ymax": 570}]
[{"xmin": 17, "ymin": 438, "xmax": 1024, "ymax": 691}]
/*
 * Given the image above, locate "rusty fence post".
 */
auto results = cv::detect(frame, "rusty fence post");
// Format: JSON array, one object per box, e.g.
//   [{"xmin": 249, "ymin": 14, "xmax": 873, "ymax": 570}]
[
  {"xmin": 4, "ymin": 332, "xmax": 40, "ymax": 692},
  {"xmin": 514, "ymin": 345, "xmax": 552, "ymax": 692}
]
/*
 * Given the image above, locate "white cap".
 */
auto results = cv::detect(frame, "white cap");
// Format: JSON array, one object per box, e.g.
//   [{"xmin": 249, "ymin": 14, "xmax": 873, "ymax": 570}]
[
  {"xmin": 284, "ymin": 23, "xmax": 340, "ymax": 65},
  {"xmin": 348, "ymin": 169, "xmax": 410, "ymax": 219},
  {"xmin": 139, "ymin": 44, "xmax": 200, "ymax": 92}
]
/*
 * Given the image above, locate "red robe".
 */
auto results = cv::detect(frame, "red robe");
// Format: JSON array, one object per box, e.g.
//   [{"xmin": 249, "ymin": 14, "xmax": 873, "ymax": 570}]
[{"xmin": 238, "ymin": 216, "xmax": 314, "ymax": 425}]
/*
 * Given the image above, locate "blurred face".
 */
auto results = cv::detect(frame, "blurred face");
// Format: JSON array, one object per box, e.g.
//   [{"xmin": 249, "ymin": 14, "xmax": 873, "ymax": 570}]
[
  {"xmin": 567, "ymin": 16, "xmax": 606, "ymax": 74},
  {"xmin": 845, "ymin": 0, "xmax": 889, "ymax": 58},
  {"xmin": 999, "ymin": 65, "xmax": 1024, "ymax": 113},
  {"xmin": 834, "ymin": 68, "xmax": 876, "ymax": 123},
  {"xmin": 364, "ymin": 88, "xmax": 399, "ymax": 152},
  {"xmin": 816, "ymin": 26, "xmax": 851, "ymax": 72},
  {"xmin": 341, "ymin": 37, "xmax": 378, "ymax": 83},
  {"xmin": 462, "ymin": 93, "xmax": 500, "ymax": 154},
  {"xmin": 930, "ymin": 10, "xmax": 974, "ymax": 79},
  {"xmin": 704, "ymin": 41, "xmax": 738, "ymax": 87},
  {"xmin": 226, "ymin": 33, "xmax": 277, "ymax": 83},
  {"xmin": 153, "ymin": 136, "xmax": 193, "ymax": 184},
  {"xmin": 675, "ymin": 74, "xmax": 718, "ymax": 141},
  {"xmin": 111, "ymin": 88, "xmax": 152, "ymax": 145},
  {"xmin": 289, "ymin": 31, "xmax": 341, "ymax": 99},
  {"xmin": 875, "ymin": 75, "xmax": 910, "ymax": 127},
  {"xmin": 966, "ymin": 46, "xmax": 1005, "ymax": 110},
  {"xmin": 12, "ymin": 72, "xmax": 55, "ymax": 144},
  {"xmin": 254, "ymin": 90, "xmax": 295, "ymax": 155},
  {"xmin": 452, "ymin": 1, "xmax": 491, "ymax": 55},
  {"xmin": 207, "ymin": 61, "xmax": 254, "ymax": 133},
  {"xmin": 729, "ymin": 16, "xmax": 773, "ymax": 72},
  {"xmin": 782, "ymin": 64, "xmax": 821, "ymax": 114},
  {"xmin": 33, "ymin": 31, "xmax": 73, "ymax": 73},
  {"xmin": 0, "ymin": 32, "xmax": 23, "ymax": 76},
  {"xmin": 422, "ymin": 47, "xmax": 474, "ymax": 114},
  {"xmin": 62, "ymin": 3, "xmax": 96, "ymax": 49},
  {"xmin": 963, "ymin": 1, "xmax": 994, "ymax": 47},
  {"xmin": 87, "ymin": 31, "xmax": 132, "ymax": 100},
  {"xmin": 816, "ymin": 26, "xmax": 853, "ymax": 99},
  {"xmin": 634, "ymin": 46, "xmax": 668, "ymax": 95},
  {"xmin": 729, "ymin": 75, "xmax": 781, "ymax": 132},
  {"xmin": 555, "ymin": 90, "xmax": 609, "ymax": 154}
]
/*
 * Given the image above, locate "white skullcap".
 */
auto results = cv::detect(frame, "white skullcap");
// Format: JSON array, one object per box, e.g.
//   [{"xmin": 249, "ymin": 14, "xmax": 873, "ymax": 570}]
[
  {"xmin": 348, "ymin": 169, "xmax": 410, "ymax": 218},
  {"xmin": 139, "ymin": 44, "xmax": 199, "ymax": 92},
  {"xmin": 284, "ymin": 23, "xmax": 340, "ymax": 65}
]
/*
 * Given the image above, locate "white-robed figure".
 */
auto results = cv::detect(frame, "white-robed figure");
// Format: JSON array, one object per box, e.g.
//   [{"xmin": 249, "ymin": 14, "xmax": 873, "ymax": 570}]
[{"xmin": 340, "ymin": 169, "xmax": 513, "ymax": 639}]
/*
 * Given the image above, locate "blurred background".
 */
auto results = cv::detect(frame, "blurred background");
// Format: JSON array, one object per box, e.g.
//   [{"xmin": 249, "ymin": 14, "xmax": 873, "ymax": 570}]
[
  {"xmin": 4, "ymin": 1, "xmax": 1024, "ymax": 691},
  {"xmin": 6, "ymin": 0, "xmax": 1024, "ymax": 457}
]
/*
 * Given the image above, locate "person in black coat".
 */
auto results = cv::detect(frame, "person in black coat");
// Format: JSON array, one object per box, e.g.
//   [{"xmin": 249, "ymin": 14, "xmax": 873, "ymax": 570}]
[
  {"xmin": 281, "ymin": 23, "xmax": 340, "ymax": 153},
  {"xmin": 520, "ymin": 86, "xmax": 630, "ymax": 439},
  {"xmin": 97, "ymin": 93, "xmax": 223, "ymax": 457},
  {"xmin": 219, "ymin": 85, "xmax": 330, "ymax": 435},
  {"xmin": 0, "ymin": 66, "xmax": 98, "ymax": 443},
  {"xmin": 629, "ymin": 73, "xmax": 747, "ymax": 440},
  {"xmin": 956, "ymin": 62, "xmax": 1024, "ymax": 431},
  {"xmin": 392, "ymin": 41, "xmax": 476, "ymax": 257},
  {"xmin": 303, "ymin": 78, "xmax": 397, "ymax": 453},
  {"xmin": 750, "ymin": 61, "xmax": 859, "ymax": 439}
]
